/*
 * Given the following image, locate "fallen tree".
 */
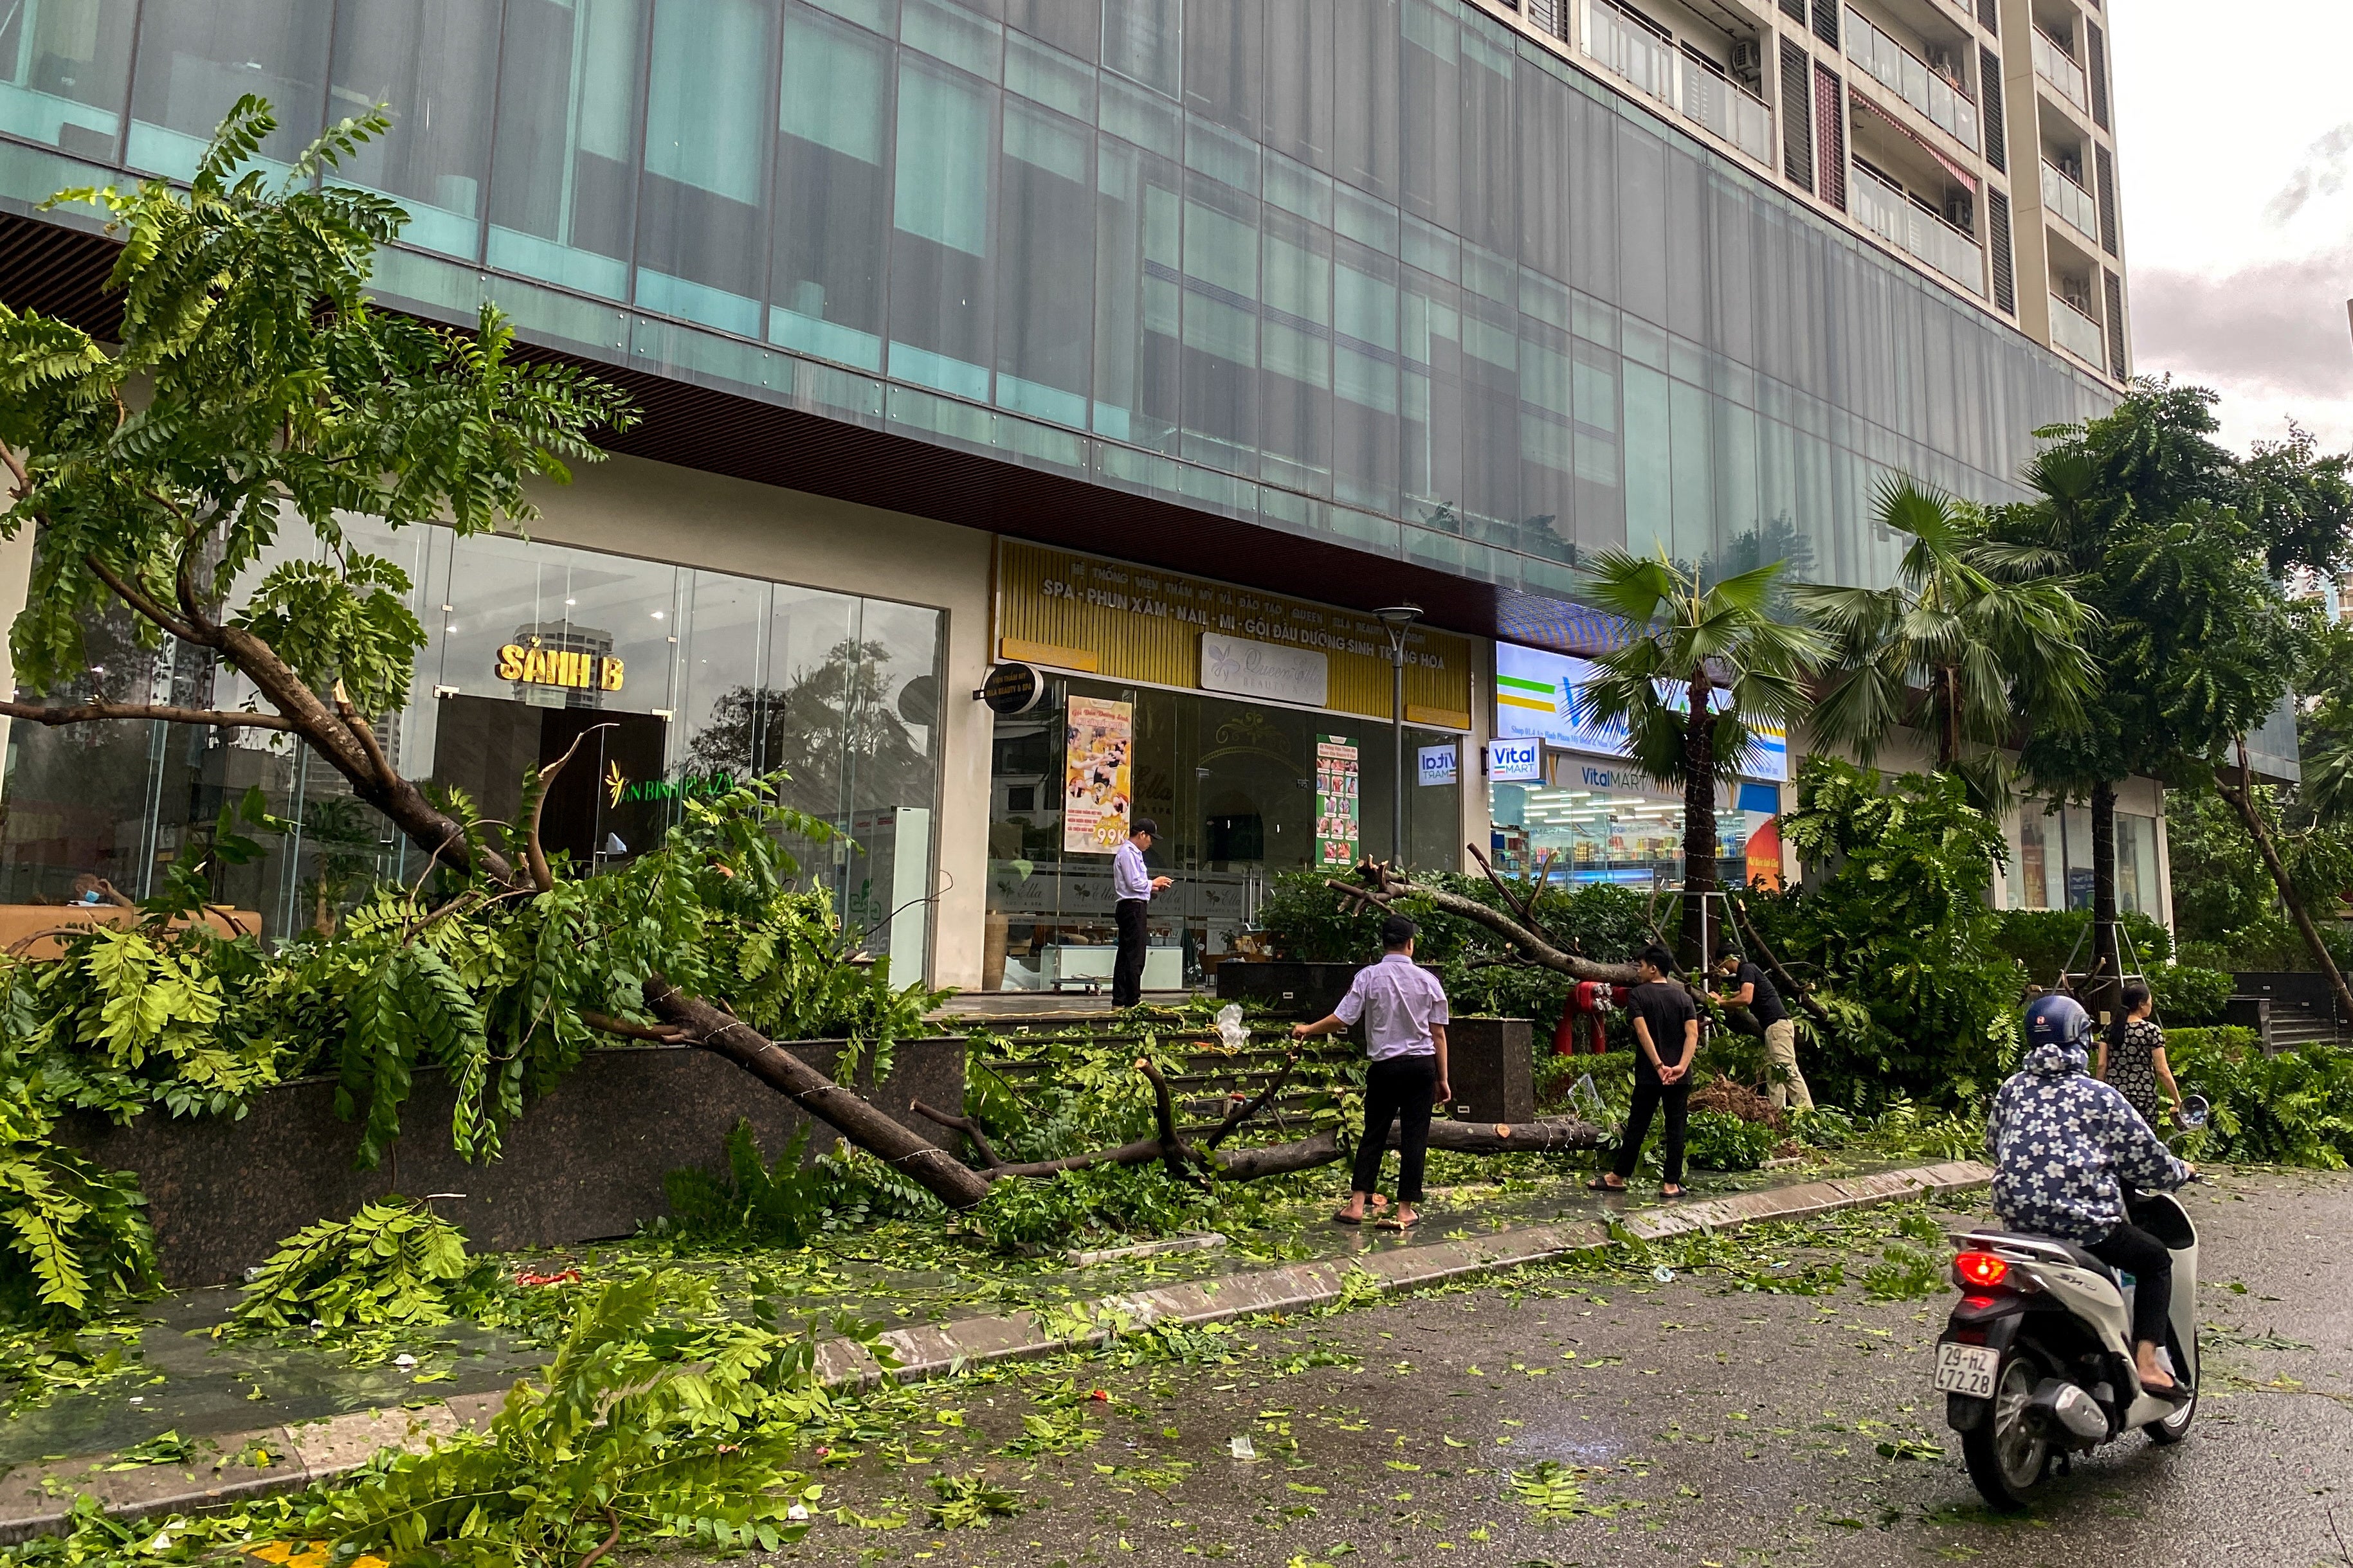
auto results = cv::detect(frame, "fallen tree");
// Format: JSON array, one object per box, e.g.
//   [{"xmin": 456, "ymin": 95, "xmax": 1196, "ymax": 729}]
[{"xmin": 0, "ymin": 105, "xmax": 1601, "ymax": 1299}]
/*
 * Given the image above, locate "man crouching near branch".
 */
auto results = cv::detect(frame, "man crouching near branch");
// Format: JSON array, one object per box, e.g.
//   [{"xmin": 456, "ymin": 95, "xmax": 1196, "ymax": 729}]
[{"xmin": 1293, "ymin": 914, "xmax": 1451, "ymax": 1232}]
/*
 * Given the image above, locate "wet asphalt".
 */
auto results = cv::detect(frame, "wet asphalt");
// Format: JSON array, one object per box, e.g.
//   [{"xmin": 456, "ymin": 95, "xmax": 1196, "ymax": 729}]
[{"xmin": 707, "ymin": 1166, "xmax": 2353, "ymax": 1568}]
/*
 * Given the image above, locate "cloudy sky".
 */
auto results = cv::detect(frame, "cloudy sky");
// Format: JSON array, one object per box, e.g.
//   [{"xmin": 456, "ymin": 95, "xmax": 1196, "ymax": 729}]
[{"xmin": 2116, "ymin": 0, "xmax": 2353, "ymax": 452}]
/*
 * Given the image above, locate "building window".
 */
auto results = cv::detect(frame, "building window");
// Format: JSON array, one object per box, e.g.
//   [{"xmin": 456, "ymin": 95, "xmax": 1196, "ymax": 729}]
[{"xmin": 0, "ymin": 524, "xmax": 947, "ymax": 978}]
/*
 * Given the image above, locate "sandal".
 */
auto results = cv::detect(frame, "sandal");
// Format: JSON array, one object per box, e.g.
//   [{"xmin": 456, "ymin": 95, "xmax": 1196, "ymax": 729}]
[
  {"xmin": 1375, "ymin": 1213, "xmax": 1420, "ymax": 1232},
  {"xmin": 1586, "ymin": 1176, "xmax": 1628, "ymax": 1192},
  {"xmin": 1659, "ymin": 1183, "xmax": 1686, "ymax": 1198},
  {"xmin": 1330, "ymin": 1211, "xmax": 1365, "ymax": 1225}
]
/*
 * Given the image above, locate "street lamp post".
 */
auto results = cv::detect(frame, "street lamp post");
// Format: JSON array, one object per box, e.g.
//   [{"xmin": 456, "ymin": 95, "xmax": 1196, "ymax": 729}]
[{"xmin": 1374, "ymin": 604, "xmax": 1422, "ymax": 867}]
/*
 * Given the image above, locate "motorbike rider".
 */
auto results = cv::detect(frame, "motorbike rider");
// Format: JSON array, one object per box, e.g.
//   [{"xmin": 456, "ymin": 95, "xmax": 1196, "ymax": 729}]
[{"xmin": 1987, "ymin": 991, "xmax": 2195, "ymax": 1396}]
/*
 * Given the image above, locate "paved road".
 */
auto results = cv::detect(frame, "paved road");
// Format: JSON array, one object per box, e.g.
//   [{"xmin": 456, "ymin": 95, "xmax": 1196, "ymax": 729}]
[{"xmin": 731, "ymin": 1168, "xmax": 2353, "ymax": 1568}]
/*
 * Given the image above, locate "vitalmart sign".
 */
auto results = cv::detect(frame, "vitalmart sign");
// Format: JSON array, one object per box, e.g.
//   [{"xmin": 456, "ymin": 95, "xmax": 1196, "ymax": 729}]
[{"xmin": 1492, "ymin": 642, "xmax": 1788, "ymax": 783}]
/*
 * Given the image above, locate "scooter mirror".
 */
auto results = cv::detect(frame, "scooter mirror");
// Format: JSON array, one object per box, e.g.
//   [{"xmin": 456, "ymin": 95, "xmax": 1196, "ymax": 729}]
[{"xmin": 2177, "ymin": 1094, "xmax": 2210, "ymax": 1130}]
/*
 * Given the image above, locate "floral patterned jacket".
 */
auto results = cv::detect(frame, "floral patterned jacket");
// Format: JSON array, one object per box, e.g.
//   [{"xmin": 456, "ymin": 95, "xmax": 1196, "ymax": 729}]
[{"xmin": 1986, "ymin": 1039, "xmax": 2190, "ymax": 1243}]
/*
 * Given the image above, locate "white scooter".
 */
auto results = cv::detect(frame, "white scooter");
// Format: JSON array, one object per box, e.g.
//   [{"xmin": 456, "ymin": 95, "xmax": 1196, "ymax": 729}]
[{"xmin": 1934, "ymin": 1095, "xmax": 2208, "ymax": 1508}]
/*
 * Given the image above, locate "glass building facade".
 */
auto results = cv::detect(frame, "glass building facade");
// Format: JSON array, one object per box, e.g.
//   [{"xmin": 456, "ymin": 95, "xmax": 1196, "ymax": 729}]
[
  {"xmin": 0, "ymin": 522, "xmax": 946, "ymax": 965},
  {"xmin": 0, "ymin": 0, "xmax": 2112, "ymax": 611}
]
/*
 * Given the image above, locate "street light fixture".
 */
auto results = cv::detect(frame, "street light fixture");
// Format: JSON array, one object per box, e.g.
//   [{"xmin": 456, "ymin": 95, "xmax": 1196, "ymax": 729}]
[{"xmin": 1374, "ymin": 604, "xmax": 1422, "ymax": 867}]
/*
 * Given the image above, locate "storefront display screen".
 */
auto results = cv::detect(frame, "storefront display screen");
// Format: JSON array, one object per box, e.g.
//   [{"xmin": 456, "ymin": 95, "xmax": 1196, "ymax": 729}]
[
  {"xmin": 1062, "ymin": 697, "xmax": 1134, "ymax": 853},
  {"xmin": 1314, "ymin": 736, "xmax": 1359, "ymax": 868}
]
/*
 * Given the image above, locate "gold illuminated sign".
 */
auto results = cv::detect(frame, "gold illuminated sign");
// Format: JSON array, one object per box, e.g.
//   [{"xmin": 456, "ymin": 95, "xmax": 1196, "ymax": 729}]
[{"xmin": 496, "ymin": 642, "xmax": 624, "ymax": 693}]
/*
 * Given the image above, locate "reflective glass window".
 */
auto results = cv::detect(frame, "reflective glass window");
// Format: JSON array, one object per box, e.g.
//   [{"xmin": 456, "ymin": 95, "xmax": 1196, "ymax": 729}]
[
  {"xmin": 0, "ymin": 0, "xmax": 135, "ymax": 158},
  {"xmin": 1260, "ymin": 0, "xmax": 1332, "ymax": 172},
  {"xmin": 635, "ymin": 0, "xmax": 778, "ymax": 338},
  {"xmin": 995, "ymin": 97, "xmax": 1095, "ymax": 427},
  {"xmin": 1091, "ymin": 134, "xmax": 1183, "ymax": 451},
  {"xmin": 1332, "ymin": 0, "xmax": 1397, "ymax": 201},
  {"xmin": 889, "ymin": 55, "xmax": 995, "ymax": 399},
  {"xmin": 1182, "ymin": 0, "xmax": 1259, "ymax": 136},
  {"xmin": 1102, "ymin": 0, "xmax": 1180, "ymax": 98},
  {"xmin": 1259, "ymin": 206, "xmax": 1332, "ymax": 496},
  {"xmin": 1179, "ymin": 172, "xmax": 1262, "ymax": 474},
  {"xmin": 487, "ymin": 0, "xmax": 645, "ymax": 301},
  {"xmin": 1331, "ymin": 239, "xmax": 1399, "ymax": 516},
  {"xmin": 1397, "ymin": 0, "xmax": 1457, "ymax": 234},
  {"xmin": 126, "ymin": 0, "xmax": 329, "ymax": 180},
  {"xmin": 771, "ymin": 6, "xmax": 892, "ymax": 370},
  {"xmin": 327, "ymin": 0, "xmax": 502, "ymax": 260}
]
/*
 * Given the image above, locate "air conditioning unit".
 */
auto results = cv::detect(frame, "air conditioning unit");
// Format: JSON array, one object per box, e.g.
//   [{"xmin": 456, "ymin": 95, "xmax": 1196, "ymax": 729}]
[
  {"xmin": 1944, "ymin": 192, "xmax": 1973, "ymax": 230},
  {"xmin": 1729, "ymin": 37, "xmax": 1764, "ymax": 85}
]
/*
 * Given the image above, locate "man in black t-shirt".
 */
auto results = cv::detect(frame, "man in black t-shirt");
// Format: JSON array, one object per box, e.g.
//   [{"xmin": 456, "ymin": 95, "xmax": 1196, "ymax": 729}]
[
  {"xmin": 1714, "ymin": 951, "xmax": 1812, "ymax": 1111},
  {"xmin": 1590, "ymin": 944, "xmax": 1699, "ymax": 1198}
]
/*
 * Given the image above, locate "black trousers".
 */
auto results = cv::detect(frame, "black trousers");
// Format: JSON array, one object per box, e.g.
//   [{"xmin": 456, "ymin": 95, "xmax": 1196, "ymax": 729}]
[
  {"xmin": 2087, "ymin": 1220, "xmax": 2174, "ymax": 1354},
  {"xmin": 1112, "ymin": 899, "xmax": 1149, "ymax": 1007},
  {"xmin": 1612, "ymin": 1077, "xmax": 1690, "ymax": 1185},
  {"xmin": 1352, "ymin": 1054, "xmax": 1439, "ymax": 1203}
]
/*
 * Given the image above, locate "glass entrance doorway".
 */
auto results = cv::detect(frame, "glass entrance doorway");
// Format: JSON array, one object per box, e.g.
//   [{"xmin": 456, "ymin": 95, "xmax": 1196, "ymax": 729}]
[{"xmin": 983, "ymin": 676, "xmax": 1463, "ymax": 992}]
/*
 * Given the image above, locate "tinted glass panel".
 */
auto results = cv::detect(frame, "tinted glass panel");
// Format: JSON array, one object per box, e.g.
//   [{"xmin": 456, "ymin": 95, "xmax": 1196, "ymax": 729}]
[
  {"xmin": 487, "ymin": 0, "xmax": 645, "ymax": 301},
  {"xmin": 327, "ymin": 0, "xmax": 502, "ymax": 260},
  {"xmin": 0, "ymin": 0, "xmax": 135, "ymax": 158},
  {"xmin": 127, "ymin": 0, "xmax": 329, "ymax": 179}
]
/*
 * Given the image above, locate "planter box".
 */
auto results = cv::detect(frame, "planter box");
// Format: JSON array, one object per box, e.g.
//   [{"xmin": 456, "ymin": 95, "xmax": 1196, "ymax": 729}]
[
  {"xmin": 1214, "ymin": 960, "xmax": 1366, "ymax": 1022},
  {"xmin": 1444, "ymin": 1017, "xmax": 1534, "ymax": 1124},
  {"xmin": 62, "ymin": 1039, "xmax": 965, "ymax": 1288}
]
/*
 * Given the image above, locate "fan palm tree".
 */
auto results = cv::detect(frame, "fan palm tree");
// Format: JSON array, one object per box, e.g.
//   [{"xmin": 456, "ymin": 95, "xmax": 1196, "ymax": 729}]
[
  {"xmin": 1794, "ymin": 476, "xmax": 2099, "ymax": 815},
  {"xmin": 1576, "ymin": 548, "xmax": 1830, "ymax": 966}
]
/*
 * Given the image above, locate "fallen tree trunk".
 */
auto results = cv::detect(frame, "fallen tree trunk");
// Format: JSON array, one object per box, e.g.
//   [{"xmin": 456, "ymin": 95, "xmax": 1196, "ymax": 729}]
[{"xmin": 642, "ymin": 978, "xmax": 994, "ymax": 1210}]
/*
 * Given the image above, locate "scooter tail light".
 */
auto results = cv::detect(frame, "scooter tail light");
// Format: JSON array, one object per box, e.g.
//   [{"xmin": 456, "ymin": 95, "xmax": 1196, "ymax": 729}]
[{"xmin": 1953, "ymin": 1250, "xmax": 2010, "ymax": 1290}]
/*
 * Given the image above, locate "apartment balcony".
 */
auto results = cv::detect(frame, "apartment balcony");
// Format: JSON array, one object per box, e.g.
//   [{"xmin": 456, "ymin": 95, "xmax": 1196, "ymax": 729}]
[
  {"xmin": 1842, "ymin": 7, "xmax": 1977, "ymax": 151},
  {"xmin": 2049, "ymin": 291, "xmax": 2105, "ymax": 365},
  {"xmin": 2040, "ymin": 160, "xmax": 2100, "ymax": 244},
  {"xmin": 1583, "ymin": 1, "xmax": 1774, "ymax": 167},
  {"xmin": 1851, "ymin": 163, "xmax": 1985, "ymax": 295},
  {"xmin": 1680, "ymin": 52, "xmax": 1774, "ymax": 165},
  {"xmin": 2033, "ymin": 30, "xmax": 2089, "ymax": 112}
]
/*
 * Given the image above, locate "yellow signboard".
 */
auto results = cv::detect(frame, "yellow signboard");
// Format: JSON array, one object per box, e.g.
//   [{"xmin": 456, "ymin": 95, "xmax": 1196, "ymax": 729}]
[
  {"xmin": 496, "ymin": 642, "xmax": 624, "ymax": 693},
  {"xmin": 994, "ymin": 541, "xmax": 1473, "ymax": 728}
]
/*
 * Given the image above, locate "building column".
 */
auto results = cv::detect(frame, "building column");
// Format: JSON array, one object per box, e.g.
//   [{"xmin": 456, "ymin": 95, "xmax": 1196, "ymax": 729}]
[
  {"xmin": 0, "ymin": 527, "xmax": 32, "ymax": 780},
  {"xmin": 1458, "ymin": 639, "xmax": 1492, "ymax": 875}
]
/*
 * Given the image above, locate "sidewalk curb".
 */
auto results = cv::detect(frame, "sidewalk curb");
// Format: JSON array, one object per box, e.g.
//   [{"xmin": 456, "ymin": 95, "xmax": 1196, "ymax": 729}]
[{"xmin": 0, "ymin": 1159, "xmax": 1990, "ymax": 1544}]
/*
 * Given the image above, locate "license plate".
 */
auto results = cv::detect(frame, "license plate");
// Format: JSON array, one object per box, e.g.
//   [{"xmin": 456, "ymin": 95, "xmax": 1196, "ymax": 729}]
[{"xmin": 1935, "ymin": 1341, "xmax": 2002, "ymax": 1398}]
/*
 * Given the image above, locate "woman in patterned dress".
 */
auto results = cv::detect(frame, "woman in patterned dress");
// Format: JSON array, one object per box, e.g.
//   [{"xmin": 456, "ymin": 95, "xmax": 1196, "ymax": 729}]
[{"xmin": 2096, "ymin": 980, "xmax": 2183, "ymax": 1129}]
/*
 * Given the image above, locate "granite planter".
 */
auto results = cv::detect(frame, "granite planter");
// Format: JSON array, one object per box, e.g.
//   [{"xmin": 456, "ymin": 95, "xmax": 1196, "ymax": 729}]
[{"xmin": 61, "ymin": 1038, "xmax": 965, "ymax": 1288}]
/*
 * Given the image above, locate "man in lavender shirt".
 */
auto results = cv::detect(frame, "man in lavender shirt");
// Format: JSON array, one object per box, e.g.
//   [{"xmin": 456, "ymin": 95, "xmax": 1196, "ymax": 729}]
[
  {"xmin": 1111, "ymin": 818, "xmax": 1172, "ymax": 1007},
  {"xmin": 1292, "ymin": 914, "xmax": 1452, "ymax": 1231}
]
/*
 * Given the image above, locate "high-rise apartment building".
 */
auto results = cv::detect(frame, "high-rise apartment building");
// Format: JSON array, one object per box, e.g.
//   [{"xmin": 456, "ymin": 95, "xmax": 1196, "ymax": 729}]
[
  {"xmin": 0, "ymin": 0, "xmax": 2153, "ymax": 986},
  {"xmin": 1534, "ymin": 0, "xmax": 2129, "ymax": 381}
]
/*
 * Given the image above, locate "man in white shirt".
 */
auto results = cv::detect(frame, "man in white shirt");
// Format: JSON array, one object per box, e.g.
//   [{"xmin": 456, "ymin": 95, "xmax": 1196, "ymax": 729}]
[
  {"xmin": 1292, "ymin": 914, "xmax": 1452, "ymax": 1231},
  {"xmin": 1111, "ymin": 818, "xmax": 1172, "ymax": 1007}
]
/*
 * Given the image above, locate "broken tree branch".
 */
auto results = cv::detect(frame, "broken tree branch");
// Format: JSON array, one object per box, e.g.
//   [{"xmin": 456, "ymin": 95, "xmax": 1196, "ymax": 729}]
[
  {"xmin": 643, "ymin": 977, "xmax": 994, "ymax": 1210},
  {"xmin": 580, "ymin": 1008, "xmax": 689, "ymax": 1045},
  {"xmin": 1327, "ymin": 858, "xmax": 1641, "ymax": 985},
  {"xmin": 525, "ymin": 725, "xmax": 613, "ymax": 894},
  {"xmin": 1721, "ymin": 888, "xmax": 1833, "ymax": 1028},
  {"xmin": 1136, "ymin": 1058, "xmax": 1198, "ymax": 1182},
  {"xmin": 0, "ymin": 698, "xmax": 298, "ymax": 732},
  {"xmin": 909, "ymin": 1098, "xmax": 1007, "ymax": 1169},
  {"xmin": 1204, "ymin": 1052, "xmax": 1298, "ymax": 1149}
]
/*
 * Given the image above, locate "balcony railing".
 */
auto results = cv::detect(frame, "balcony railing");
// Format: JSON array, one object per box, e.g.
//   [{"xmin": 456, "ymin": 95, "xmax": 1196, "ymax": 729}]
[
  {"xmin": 2048, "ymin": 292, "xmax": 2106, "ymax": 365},
  {"xmin": 2040, "ymin": 160, "xmax": 2100, "ymax": 243},
  {"xmin": 2033, "ymin": 29, "xmax": 2088, "ymax": 111},
  {"xmin": 1679, "ymin": 52, "xmax": 1775, "ymax": 165},
  {"xmin": 1850, "ymin": 163, "xmax": 1985, "ymax": 295},
  {"xmin": 1842, "ymin": 7, "xmax": 1977, "ymax": 150},
  {"xmin": 1582, "ymin": 1, "xmax": 1775, "ymax": 167}
]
